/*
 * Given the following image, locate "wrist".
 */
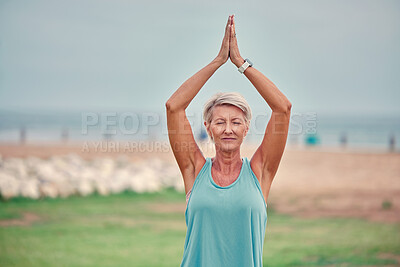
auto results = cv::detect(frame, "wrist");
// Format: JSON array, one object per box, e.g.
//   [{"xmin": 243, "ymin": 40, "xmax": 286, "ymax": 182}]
[
  {"xmin": 237, "ymin": 58, "xmax": 254, "ymax": 74},
  {"xmin": 234, "ymin": 57, "xmax": 245, "ymax": 68},
  {"xmin": 212, "ymin": 58, "xmax": 225, "ymax": 68}
]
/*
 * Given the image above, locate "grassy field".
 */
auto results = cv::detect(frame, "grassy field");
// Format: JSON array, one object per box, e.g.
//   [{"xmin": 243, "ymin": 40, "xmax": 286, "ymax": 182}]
[{"xmin": 0, "ymin": 189, "xmax": 399, "ymax": 267}]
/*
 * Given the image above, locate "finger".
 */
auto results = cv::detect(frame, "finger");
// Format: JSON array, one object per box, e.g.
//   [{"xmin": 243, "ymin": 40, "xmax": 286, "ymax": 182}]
[
  {"xmin": 232, "ymin": 15, "xmax": 236, "ymax": 36},
  {"xmin": 225, "ymin": 15, "xmax": 230, "ymax": 30},
  {"xmin": 230, "ymin": 24, "xmax": 236, "ymax": 51},
  {"xmin": 230, "ymin": 22, "xmax": 239, "ymax": 55},
  {"xmin": 232, "ymin": 17, "xmax": 238, "ymax": 43},
  {"xmin": 225, "ymin": 16, "xmax": 231, "ymax": 36},
  {"xmin": 230, "ymin": 26, "xmax": 234, "ymax": 41},
  {"xmin": 224, "ymin": 16, "xmax": 231, "ymax": 40},
  {"xmin": 229, "ymin": 17, "xmax": 235, "ymax": 39},
  {"xmin": 226, "ymin": 16, "xmax": 232, "ymax": 31},
  {"xmin": 230, "ymin": 22, "xmax": 235, "ymax": 42}
]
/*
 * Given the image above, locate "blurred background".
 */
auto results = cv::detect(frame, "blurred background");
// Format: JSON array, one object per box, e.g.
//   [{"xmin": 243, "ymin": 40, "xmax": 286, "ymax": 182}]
[{"xmin": 0, "ymin": 0, "xmax": 399, "ymax": 266}]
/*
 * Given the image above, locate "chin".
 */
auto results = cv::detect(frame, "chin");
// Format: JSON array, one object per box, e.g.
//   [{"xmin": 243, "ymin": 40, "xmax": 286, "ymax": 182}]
[{"xmin": 216, "ymin": 141, "xmax": 241, "ymax": 152}]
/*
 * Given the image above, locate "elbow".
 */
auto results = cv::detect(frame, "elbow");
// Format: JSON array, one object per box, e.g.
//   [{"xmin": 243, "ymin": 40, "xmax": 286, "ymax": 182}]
[
  {"xmin": 283, "ymin": 98, "xmax": 292, "ymax": 114},
  {"xmin": 166, "ymin": 99, "xmax": 187, "ymax": 113},
  {"xmin": 165, "ymin": 99, "xmax": 175, "ymax": 111},
  {"xmin": 274, "ymin": 101, "xmax": 292, "ymax": 114},
  {"xmin": 165, "ymin": 100, "xmax": 179, "ymax": 113},
  {"xmin": 287, "ymin": 101, "xmax": 292, "ymax": 113},
  {"xmin": 284, "ymin": 102, "xmax": 292, "ymax": 116},
  {"xmin": 165, "ymin": 101, "xmax": 172, "ymax": 111}
]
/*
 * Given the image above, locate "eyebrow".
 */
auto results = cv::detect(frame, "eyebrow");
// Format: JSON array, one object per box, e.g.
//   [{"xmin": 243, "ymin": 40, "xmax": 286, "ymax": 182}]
[{"xmin": 214, "ymin": 117, "xmax": 243, "ymax": 121}]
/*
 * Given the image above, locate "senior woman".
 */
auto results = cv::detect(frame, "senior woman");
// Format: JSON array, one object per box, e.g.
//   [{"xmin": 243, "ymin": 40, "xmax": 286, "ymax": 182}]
[{"xmin": 166, "ymin": 15, "xmax": 291, "ymax": 267}]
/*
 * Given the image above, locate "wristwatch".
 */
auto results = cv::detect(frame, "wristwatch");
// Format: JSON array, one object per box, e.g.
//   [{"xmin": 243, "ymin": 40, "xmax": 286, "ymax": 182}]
[{"xmin": 238, "ymin": 58, "xmax": 253, "ymax": 74}]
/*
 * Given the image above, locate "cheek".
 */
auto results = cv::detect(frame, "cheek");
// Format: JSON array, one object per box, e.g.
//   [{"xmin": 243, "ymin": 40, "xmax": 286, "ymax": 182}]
[
  {"xmin": 237, "ymin": 126, "xmax": 248, "ymax": 136},
  {"xmin": 211, "ymin": 126, "xmax": 224, "ymax": 134}
]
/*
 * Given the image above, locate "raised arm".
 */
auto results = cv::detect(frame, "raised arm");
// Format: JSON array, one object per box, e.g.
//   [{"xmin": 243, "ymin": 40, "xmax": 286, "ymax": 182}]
[
  {"xmin": 166, "ymin": 15, "xmax": 232, "ymax": 194},
  {"xmin": 229, "ymin": 15, "xmax": 292, "ymax": 201}
]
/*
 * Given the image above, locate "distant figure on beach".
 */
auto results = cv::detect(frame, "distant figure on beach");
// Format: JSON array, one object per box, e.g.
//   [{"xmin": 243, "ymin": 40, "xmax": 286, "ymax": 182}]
[
  {"xmin": 389, "ymin": 133, "xmax": 396, "ymax": 152},
  {"xmin": 166, "ymin": 15, "xmax": 292, "ymax": 267},
  {"xmin": 61, "ymin": 127, "xmax": 69, "ymax": 143},
  {"xmin": 102, "ymin": 133, "xmax": 113, "ymax": 141},
  {"xmin": 19, "ymin": 126, "xmax": 26, "ymax": 145},
  {"xmin": 340, "ymin": 131, "xmax": 347, "ymax": 148}
]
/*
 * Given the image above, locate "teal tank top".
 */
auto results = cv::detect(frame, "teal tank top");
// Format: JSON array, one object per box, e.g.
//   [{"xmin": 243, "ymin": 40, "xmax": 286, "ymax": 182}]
[{"xmin": 180, "ymin": 157, "xmax": 268, "ymax": 267}]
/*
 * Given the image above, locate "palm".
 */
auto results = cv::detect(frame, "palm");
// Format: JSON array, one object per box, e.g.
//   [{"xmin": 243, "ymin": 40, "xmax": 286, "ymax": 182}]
[
  {"xmin": 215, "ymin": 15, "xmax": 243, "ymax": 67},
  {"xmin": 229, "ymin": 15, "xmax": 243, "ymax": 67},
  {"xmin": 215, "ymin": 16, "xmax": 232, "ymax": 64}
]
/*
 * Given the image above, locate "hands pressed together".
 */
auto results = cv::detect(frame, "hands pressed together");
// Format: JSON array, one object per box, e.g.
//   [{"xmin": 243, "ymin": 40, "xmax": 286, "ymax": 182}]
[{"xmin": 215, "ymin": 15, "xmax": 245, "ymax": 68}]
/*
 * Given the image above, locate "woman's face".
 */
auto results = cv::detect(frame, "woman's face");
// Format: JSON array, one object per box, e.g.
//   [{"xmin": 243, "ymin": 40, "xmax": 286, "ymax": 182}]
[{"xmin": 205, "ymin": 105, "xmax": 249, "ymax": 151}]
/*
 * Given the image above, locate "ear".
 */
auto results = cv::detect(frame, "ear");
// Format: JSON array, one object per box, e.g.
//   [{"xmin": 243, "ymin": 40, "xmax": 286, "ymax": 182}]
[{"xmin": 204, "ymin": 121, "xmax": 208, "ymax": 133}]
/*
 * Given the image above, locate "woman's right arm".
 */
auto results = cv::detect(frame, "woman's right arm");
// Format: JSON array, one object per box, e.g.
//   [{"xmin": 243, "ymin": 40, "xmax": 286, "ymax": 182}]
[
  {"xmin": 165, "ymin": 60, "xmax": 221, "ymax": 193},
  {"xmin": 166, "ymin": 16, "xmax": 232, "ymax": 193}
]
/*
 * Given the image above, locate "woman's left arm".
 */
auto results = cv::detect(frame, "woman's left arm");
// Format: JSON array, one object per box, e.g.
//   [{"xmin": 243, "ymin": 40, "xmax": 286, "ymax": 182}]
[{"xmin": 229, "ymin": 16, "xmax": 292, "ymax": 195}]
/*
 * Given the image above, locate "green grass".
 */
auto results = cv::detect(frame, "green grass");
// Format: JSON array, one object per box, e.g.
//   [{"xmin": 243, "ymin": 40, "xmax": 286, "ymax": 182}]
[{"xmin": 0, "ymin": 189, "xmax": 399, "ymax": 267}]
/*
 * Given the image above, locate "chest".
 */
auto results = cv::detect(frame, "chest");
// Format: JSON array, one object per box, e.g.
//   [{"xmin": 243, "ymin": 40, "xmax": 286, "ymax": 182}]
[
  {"xmin": 188, "ymin": 189, "xmax": 266, "ymax": 228},
  {"xmin": 190, "ymin": 176, "xmax": 266, "ymax": 217},
  {"xmin": 211, "ymin": 167, "xmax": 241, "ymax": 187}
]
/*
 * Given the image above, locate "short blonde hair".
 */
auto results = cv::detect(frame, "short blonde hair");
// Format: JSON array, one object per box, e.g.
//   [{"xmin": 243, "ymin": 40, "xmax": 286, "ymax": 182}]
[{"xmin": 203, "ymin": 92, "xmax": 252, "ymax": 126}]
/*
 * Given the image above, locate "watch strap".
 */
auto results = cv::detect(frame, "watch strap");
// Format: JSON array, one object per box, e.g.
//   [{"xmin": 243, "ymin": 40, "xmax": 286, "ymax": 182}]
[{"xmin": 238, "ymin": 59, "xmax": 253, "ymax": 74}]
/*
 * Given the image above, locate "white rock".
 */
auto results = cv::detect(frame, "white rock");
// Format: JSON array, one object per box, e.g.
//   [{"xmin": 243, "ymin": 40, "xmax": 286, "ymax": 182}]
[
  {"xmin": 19, "ymin": 179, "xmax": 40, "ymax": 199},
  {"xmin": 95, "ymin": 180, "xmax": 110, "ymax": 196},
  {"xmin": 35, "ymin": 162, "xmax": 57, "ymax": 180},
  {"xmin": 64, "ymin": 153, "xmax": 85, "ymax": 168},
  {"xmin": 0, "ymin": 172, "xmax": 20, "ymax": 200},
  {"xmin": 77, "ymin": 180, "xmax": 94, "ymax": 196},
  {"xmin": 0, "ymin": 153, "xmax": 186, "ymax": 199},
  {"xmin": 108, "ymin": 169, "xmax": 131, "ymax": 194},
  {"xmin": 129, "ymin": 178, "xmax": 147, "ymax": 193},
  {"xmin": 39, "ymin": 182, "xmax": 58, "ymax": 198},
  {"xmin": 57, "ymin": 181, "xmax": 76, "ymax": 198},
  {"xmin": 92, "ymin": 157, "xmax": 115, "ymax": 177},
  {"xmin": 2, "ymin": 157, "xmax": 28, "ymax": 179},
  {"xmin": 129, "ymin": 166, "xmax": 163, "ymax": 193}
]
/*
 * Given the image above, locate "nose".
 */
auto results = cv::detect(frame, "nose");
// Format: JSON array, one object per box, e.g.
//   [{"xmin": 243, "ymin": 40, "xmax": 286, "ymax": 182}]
[{"xmin": 224, "ymin": 122, "xmax": 233, "ymax": 134}]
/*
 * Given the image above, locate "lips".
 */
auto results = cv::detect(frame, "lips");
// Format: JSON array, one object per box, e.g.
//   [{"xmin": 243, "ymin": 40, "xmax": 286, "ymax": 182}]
[{"xmin": 222, "ymin": 138, "xmax": 236, "ymax": 140}]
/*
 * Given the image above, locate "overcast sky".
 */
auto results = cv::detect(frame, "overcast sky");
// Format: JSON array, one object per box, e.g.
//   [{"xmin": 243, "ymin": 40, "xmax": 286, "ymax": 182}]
[{"xmin": 0, "ymin": 0, "xmax": 399, "ymax": 117}]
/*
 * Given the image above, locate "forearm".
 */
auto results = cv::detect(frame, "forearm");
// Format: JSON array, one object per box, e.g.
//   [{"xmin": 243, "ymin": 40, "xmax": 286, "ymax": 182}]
[
  {"xmin": 166, "ymin": 59, "xmax": 222, "ymax": 111},
  {"xmin": 237, "ymin": 60, "xmax": 291, "ymax": 112}
]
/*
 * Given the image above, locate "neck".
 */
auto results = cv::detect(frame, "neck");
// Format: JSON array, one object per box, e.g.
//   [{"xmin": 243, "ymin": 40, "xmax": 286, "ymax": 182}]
[{"xmin": 212, "ymin": 147, "xmax": 242, "ymax": 175}]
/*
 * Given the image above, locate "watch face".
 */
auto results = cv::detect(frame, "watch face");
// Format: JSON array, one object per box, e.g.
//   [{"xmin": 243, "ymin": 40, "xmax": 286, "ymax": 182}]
[{"xmin": 245, "ymin": 59, "xmax": 253, "ymax": 66}]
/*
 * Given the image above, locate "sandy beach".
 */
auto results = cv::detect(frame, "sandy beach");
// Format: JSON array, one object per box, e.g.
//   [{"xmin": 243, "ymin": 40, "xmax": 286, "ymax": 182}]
[{"xmin": 1, "ymin": 141, "xmax": 399, "ymax": 223}]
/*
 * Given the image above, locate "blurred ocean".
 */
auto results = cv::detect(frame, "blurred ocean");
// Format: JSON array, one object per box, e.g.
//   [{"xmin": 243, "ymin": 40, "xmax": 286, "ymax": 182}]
[{"xmin": 0, "ymin": 109, "xmax": 399, "ymax": 152}]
